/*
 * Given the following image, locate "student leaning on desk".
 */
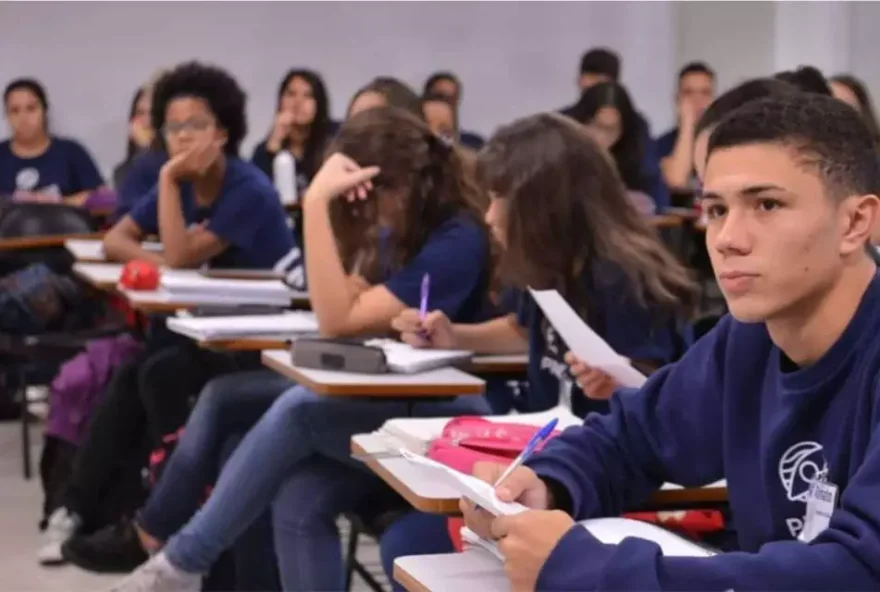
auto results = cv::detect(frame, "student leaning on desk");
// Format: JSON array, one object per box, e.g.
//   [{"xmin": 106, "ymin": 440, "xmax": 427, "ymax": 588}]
[{"xmin": 459, "ymin": 94, "xmax": 880, "ymax": 591}]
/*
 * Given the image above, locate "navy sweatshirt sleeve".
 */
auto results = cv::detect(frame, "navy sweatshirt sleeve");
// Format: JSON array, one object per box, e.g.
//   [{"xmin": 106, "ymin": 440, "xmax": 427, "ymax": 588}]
[{"xmin": 526, "ymin": 314, "xmax": 880, "ymax": 590}]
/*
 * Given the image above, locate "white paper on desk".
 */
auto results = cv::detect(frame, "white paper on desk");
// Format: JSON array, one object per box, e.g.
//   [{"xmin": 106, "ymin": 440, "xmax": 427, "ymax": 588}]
[
  {"xmin": 166, "ymin": 312, "xmax": 318, "ymax": 340},
  {"xmin": 528, "ymin": 288, "xmax": 647, "ymax": 388},
  {"xmin": 398, "ymin": 449, "xmax": 527, "ymax": 516},
  {"xmin": 160, "ymin": 273, "xmax": 296, "ymax": 299},
  {"xmin": 363, "ymin": 338, "xmax": 473, "ymax": 374}
]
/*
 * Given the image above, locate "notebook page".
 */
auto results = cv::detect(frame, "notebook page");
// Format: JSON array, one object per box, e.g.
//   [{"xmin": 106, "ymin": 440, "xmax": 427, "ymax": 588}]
[
  {"xmin": 528, "ymin": 289, "xmax": 647, "ymax": 388},
  {"xmin": 398, "ymin": 450, "xmax": 527, "ymax": 516},
  {"xmin": 363, "ymin": 339, "xmax": 473, "ymax": 374},
  {"xmin": 166, "ymin": 312, "xmax": 318, "ymax": 340}
]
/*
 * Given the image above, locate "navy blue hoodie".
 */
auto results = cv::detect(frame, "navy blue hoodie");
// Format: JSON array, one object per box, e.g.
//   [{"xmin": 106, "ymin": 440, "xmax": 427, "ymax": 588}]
[{"xmin": 527, "ymin": 273, "xmax": 880, "ymax": 590}]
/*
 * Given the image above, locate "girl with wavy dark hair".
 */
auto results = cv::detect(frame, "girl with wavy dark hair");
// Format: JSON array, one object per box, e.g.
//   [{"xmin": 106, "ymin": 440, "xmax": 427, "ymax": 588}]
[{"xmin": 112, "ymin": 106, "xmax": 497, "ymax": 592}]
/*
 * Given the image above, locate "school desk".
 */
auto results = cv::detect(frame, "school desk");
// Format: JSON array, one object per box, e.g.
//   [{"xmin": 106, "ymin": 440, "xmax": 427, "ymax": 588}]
[
  {"xmin": 0, "ymin": 231, "xmax": 104, "ymax": 251},
  {"xmin": 394, "ymin": 549, "xmax": 505, "ymax": 592},
  {"xmin": 351, "ymin": 433, "xmax": 728, "ymax": 514},
  {"xmin": 65, "ymin": 238, "xmax": 163, "ymax": 263},
  {"xmin": 649, "ymin": 214, "xmax": 684, "ymax": 229},
  {"xmin": 261, "ymin": 349, "xmax": 485, "ymax": 398}
]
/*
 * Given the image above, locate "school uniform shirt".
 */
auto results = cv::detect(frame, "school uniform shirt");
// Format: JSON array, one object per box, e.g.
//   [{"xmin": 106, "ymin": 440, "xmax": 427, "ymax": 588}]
[
  {"xmin": 127, "ymin": 157, "xmax": 297, "ymax": 272},
  {"xmin": 250, "ymin": 122, "xmax": 341, "ymax": 196},
  {"xmin": 0, "ymin": 137, "xmax": 103, "ymax": 198},
  {"xmin": 114, "ymin": 150, "xmax": 167, "ymax": 219},
  {"xmin": 380, "ymin": 214, "xmax": 489, "ymax": 324},
  {"xmin": 526, "ymin": 273, "xmax": 880, "ymax": 590},
  {"xmin": 510, "ymin": 265, "xmax": 685, "ymax": 418},
  {"xmin": 459, "ymin": 130, "xmax": 485, "ymax": 151}
]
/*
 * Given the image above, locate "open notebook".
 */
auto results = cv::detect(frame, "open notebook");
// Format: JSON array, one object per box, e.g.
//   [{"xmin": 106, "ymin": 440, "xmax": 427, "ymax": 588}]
[
  {"xmin": 529, "ymin": 288, "xmax": 647, "ymax": 388},
  {"xmin": 166, "ymin": 312, "xmax": 318, "ymax": 341},
  {"xmin": 363, "ymin": 339, "xmax": 473, "ymax": 374},
  {"xmin": 160, "ymin": 272, "xmax": 300, "ymax": 301},
  {"xmin": 398, "ymin": 450, "xmax": 715, "ymax": 559},
  {"xmin": 379, "ymin": 406, "xmax": 582, "ymax": 455}
]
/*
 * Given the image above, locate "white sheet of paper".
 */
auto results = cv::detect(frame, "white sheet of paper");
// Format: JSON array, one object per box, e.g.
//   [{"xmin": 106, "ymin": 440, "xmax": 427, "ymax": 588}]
[
  {"xmin": 398, "ymin": 450, "xmax": 527, "ymax": 516},
  {"xmin": 528, "ymin": 288, "xmax": 647, "ymax": 388}
]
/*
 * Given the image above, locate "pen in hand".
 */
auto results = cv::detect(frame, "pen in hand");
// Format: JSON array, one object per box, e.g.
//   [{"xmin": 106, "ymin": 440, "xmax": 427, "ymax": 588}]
[
  {"xmin": 419, "ymin": 273, "xmax": 431, "ymax": 343},
  {"xmin": 493, "ymin": 418, "xmax": 559, "ymax": 489}
]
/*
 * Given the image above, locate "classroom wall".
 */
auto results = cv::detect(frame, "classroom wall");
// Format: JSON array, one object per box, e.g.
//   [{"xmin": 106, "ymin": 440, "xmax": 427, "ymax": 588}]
[{"xmin": 0, "ymin": 1, "xmax": 676, "ymax": 177}]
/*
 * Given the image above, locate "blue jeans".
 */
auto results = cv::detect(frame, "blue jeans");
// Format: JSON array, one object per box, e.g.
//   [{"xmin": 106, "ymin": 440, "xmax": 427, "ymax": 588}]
[
  {"xmin": 137, "ymin": 370, "xmax": 292, "ymax": 589},
  {"xmin": 164, "ymin": 384, "xmax": 491, "ymax": 585},
  {"xmin": 380, "ymin": 512, "xmax": 455, "ymax": 591}
]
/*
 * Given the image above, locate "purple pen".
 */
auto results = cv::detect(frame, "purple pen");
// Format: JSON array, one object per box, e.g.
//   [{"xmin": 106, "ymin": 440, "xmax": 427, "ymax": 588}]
[
  {"xmin": 419, "ymin": 273, "xmax": 431, "ymax": 341},
  {"xmin": 494, "ymin": 418, "xmax": 559, "ymax": 488}
]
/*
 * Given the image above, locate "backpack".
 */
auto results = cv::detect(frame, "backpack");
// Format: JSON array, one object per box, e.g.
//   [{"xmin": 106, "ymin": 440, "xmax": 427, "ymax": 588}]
[{"xmin": 0, "ymin": 262, "xmax": 82, "ymax": 334}]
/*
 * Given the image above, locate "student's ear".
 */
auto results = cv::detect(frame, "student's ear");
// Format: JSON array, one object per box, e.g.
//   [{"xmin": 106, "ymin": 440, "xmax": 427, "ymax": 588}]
[{"xmin": 840, "ymin": 193, "xmax": 880, "ymax": 255}]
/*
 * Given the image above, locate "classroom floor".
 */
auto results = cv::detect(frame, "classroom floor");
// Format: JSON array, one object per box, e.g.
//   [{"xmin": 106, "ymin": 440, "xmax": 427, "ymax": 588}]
[{"xmin": 0, "ymin": 420, "xmax": 385, "ymax": 591}]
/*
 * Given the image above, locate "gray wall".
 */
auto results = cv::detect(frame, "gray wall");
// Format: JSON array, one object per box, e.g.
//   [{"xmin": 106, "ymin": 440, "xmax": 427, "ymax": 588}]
[{"xmin": 0, "ymin": 1, "xmax": 675, "ymax": 176}]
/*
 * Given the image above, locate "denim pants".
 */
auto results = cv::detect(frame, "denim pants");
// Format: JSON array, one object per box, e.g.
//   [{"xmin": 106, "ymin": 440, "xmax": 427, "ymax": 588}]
[
  {"xmin": 163, "ymin": 383, "xmax": 491, "ymax": 589},
  {"xmin": 137, "ymin": 369, "xmax": 293, "ymax": 589}
]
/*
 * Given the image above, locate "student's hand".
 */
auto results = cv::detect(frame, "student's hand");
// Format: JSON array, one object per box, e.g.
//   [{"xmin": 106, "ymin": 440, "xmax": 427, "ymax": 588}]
[
  {"xmin": 565, "ymin": 352, "xmax": 622, "ymax": 400},
  {"xmin": 678, "ymin": 99, "xmax": 699, "ymax": 130},
  {"xmin": 305, "ymin": 153, "xmax": 380, "ymax": 205},
  {"xmin": 268, "ymin": 110, "xmax": 296, "ymax": 149},
  {"xmin": 162, "ymin": 138, "xmax": 223, "ymax": 181},
  {"xmin": 492, "ymin": 510, "xmax": 576, "ymax": 592},
  {"xmin": 460, "ymin": 462, "xmax": 551, "ymax": 541},
  {"xmin": 391, "ymin": 309, "xmax": 456, "ymax": 349}
]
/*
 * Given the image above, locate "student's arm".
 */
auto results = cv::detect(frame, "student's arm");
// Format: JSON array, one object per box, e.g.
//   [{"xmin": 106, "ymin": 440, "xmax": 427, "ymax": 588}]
[
  {"xmin": 64, "ymin": 139, "xmax": 104, "ymax": 204},
  {"xmin": 450, "ymin": 314, "xmax": 527, "ymax": 353},
  {"xmin": 534, "ymin": 435, "xmax": 880, "ymax": 590},
  {"xmin": 660, "ymin": 109, "xmax": 697, "ymax": 191},
  {"xmin": 156, "ymin": 163, "xmax": 227, "ymax": 269},
  {"xmin": 103, "ymin": 215, "xmax": 164, "ymax": 265}
]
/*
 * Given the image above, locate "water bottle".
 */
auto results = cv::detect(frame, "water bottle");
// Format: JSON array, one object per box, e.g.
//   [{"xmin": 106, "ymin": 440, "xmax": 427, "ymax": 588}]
[{"xmin": 273, "ymin": 150, "xmax": 297, "ymax": 205}]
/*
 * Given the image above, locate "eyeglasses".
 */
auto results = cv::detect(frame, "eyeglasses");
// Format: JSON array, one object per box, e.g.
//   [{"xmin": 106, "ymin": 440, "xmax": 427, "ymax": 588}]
[{"xmin": 161, "ymin": 119, "xmax": 215, "ymax": 136}]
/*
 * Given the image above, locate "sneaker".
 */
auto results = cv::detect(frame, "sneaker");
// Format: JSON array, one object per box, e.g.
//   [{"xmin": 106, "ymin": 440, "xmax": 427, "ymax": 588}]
[
  {"xmin": 108, "ymin": 552, "xmax": 201, "ymax": 592},
  {"xmin": 62, "ymin": 518, "xmax": 148, "ymax": 574},
  {"xmin": 37, "ymin": 507, "xmax": 81, "ymax": 565}
]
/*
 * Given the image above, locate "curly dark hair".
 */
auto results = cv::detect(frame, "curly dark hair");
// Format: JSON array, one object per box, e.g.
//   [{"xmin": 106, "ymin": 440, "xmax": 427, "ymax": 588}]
[
  {"xmin": 775, "ymin": 66, "xmax": 832, "ymax": 96},
  {"xmin": 696, "ymin": 78, "xmax": 796, "ymax": 137},
  {"xmin": 151, "ymin": 61, "xmax": 247, "ymax": 155},
  {"xmin": 709, "ymin": 93, "xmax": 880, "ymax": 198}
]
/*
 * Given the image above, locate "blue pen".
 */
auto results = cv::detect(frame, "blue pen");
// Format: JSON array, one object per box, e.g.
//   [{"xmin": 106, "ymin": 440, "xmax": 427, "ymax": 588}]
[
  {"xmin": 493, "ymin": 418, "xmax": 559, "ymax": 488},
  {"xmin": 419, "ymin": 273, "xmax": 430, "ymax": 340}
]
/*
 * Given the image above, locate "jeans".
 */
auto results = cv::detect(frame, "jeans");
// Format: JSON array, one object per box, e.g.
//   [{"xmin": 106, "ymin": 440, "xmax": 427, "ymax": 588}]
[
  {"xmin": 137, "ymin": 370, "xmax": 292, "ymax": 591},
  {"xmin": 379, "ymin": 512, "xmax": 454, "ymax": 591},
  {"xmin": 164, "ymin": 384, "xmax": 491, "ymax": 584}
]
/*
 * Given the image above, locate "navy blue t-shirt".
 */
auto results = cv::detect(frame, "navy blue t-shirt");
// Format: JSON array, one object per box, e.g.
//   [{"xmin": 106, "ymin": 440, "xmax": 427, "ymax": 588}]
[
  {"xmin": 528, "ymin": 273, "xmax": 880, "ymax": 591},
  {"xmin": 0, "ymin": 137, "xmax": 103, "ymax": 198},
  {"xmin": 128, "ymin": 157, "xmax": 295, "ymax": 270},
  {"xmin": 114, "ymin": 150, "xmax": 167, "ymax": 219},
  {"xmin": 513, "ymin": 264, "xmax": 684, "ymax": 418},
  {"xmin": 380, "ymin": 215, "xmax": 489, "ymax": 325},
  {"xmin": 655, "ymin": 126, "xmax": 678, "ymax": 160}
]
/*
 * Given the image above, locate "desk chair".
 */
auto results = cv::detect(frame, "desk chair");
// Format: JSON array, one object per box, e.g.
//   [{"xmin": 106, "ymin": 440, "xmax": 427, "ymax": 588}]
[
  {"xmin": 344, "ymin": 490, "xmax": 411, "ymax": 592},
  {"xmin": 0, "ymin": 203, "xmax": 128, "ymax": 479}
]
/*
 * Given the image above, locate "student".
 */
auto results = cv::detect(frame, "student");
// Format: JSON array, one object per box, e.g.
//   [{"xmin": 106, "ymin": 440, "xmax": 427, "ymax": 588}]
[
  {"xmin": 39, "ymin": 62, "xmax": 301, "ymax": 569},
  {"xmin": 421, "ymin": 92, "xmax": 459, "ymax": 144},
  {"xmin": 250, "ymin": 69, "xmax": 334, "ymax": 196},
  {"xmin": 463, "ymin": 93, "xmax": 880, "ymax": 591},
  {"xmin": 103, "ymin": 62, "xmax": 295, "ymax": 270},
  {"xmin": 562, "ymin": 47, "xmax": 621, "ymax": 113},
  {"xmin": 112, "ymin": 86, "xmax": 155, "ymax": 190},
  {"xmin": 423, "ymin": 71, "xmax": 485, "ymax": 149},
  {"xmin": 570, "ymin": 81, "xmax": 668, "ymax": 213},
  {"xmin": 107, "ymin": 105, "xmax": 495, "ymax": 591},
  {"xmin": 348, "ymin": 76, "xmax": 424, "ymax": 119},
  {"xmin": 379, "ymin": 112, "xmax": 697, "ymax": 585},
  {"xmin": 829, "ymin": 74, "xmax": 880, "ymax": 150},
  {"xmin": 0, "ymin": 78, "xmax": 103, "ymax": 204},
  {"xmin": 657, "ymin": 62, "xmax": 716, "ymax": 192}
]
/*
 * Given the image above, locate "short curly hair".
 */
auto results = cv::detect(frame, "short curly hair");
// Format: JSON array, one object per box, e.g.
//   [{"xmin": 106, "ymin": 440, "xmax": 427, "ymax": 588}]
[
  {"xmin": 708, "ymin": 93, "xmax": 880, "ymax": 198},
  {"xmin": 151, "ymin": 61, "xmax": 247, "ymax": 155}
]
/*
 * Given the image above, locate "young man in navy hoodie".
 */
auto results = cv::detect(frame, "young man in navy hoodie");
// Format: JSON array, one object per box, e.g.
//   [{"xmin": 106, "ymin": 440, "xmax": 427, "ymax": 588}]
[{"xmin": 462, "ymin": 93, "xmax": 880, "ymax": 590}]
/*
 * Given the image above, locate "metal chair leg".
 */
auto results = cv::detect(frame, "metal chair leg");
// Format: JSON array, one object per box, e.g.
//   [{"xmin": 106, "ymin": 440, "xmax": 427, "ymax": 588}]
[{"xmin": 20, "ymin": 367, "xmax": 31, "ymax": 480}]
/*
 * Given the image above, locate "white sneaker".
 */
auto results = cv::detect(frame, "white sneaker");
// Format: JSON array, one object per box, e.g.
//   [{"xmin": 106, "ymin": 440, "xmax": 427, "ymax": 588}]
[
  {"xmin": 108, "ymin": 552, "xmax": 201, "ymax": 592},
  {"xmin": 37, "ymin": 507, "xmax": 81, "ymax": 565}
]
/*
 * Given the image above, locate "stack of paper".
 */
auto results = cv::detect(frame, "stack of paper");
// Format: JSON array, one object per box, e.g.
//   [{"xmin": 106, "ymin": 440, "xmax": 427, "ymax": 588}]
[
  {"xmin": 65, "ymin": 239, "xmax": 162, "ymax": 261},
  {"xmin": 160, "ymin": 272, "xmax": 299, "ymax": 306},
  {"xmin": 379, "ymin": 406, "xmax": 582, "ymax": 455},
  {"xmin": 166, "ymin": 312, "xmax": 318, "ymax": 341},
  {"xmin": 529, "ymin": 288, "xmax": 648, "ymax": 388}
]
